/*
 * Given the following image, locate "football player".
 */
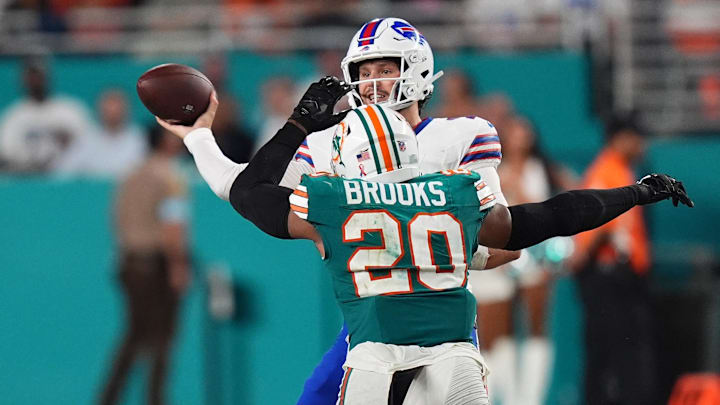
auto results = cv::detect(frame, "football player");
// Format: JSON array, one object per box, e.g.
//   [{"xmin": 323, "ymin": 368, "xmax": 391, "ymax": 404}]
[
  {"xmin": 171, "ymin": 18, "xmax": 521, "ymax": 405},
  {"xmin": 159, "ymin": 76, "xmax": 693, "ymax": 405}
]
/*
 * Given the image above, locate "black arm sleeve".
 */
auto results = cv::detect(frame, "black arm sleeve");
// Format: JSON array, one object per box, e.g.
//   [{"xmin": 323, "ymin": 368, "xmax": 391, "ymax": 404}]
[
  {"xmin": 228, "ymin": 122, "xmax": 307, "ymax": 239},
  {"xmin": 504, "ymin": 185, "xmax": 642, "ymax": 250}
]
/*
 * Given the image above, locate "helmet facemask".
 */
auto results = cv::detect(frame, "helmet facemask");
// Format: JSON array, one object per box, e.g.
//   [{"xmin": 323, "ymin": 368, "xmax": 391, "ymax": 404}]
[{"xmin": 344, "ymin": 56, "xmax": 418, "ymax": 111}]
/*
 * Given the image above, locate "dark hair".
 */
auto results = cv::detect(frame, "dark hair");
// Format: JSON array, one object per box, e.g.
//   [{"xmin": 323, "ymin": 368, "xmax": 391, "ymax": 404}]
[
  {"xmin": 605, "ymin": 111, "xmax": 645, "ymax": 139},
  {"xmin": 418, "ymin": 91, "xmax": 432, "ymax": 116}
]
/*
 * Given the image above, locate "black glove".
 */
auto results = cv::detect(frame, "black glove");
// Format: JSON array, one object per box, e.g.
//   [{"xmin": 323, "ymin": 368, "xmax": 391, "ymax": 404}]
[
  {"xmin": 636, "ymin": 173, "xmax": 694, "ymax": 207},
  {"xmin": 289, "ymin": 76, "xmax": 351, "ymax": 134}
]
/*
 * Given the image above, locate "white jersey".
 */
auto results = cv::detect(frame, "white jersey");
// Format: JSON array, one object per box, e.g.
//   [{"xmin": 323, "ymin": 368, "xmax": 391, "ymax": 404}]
[{"xmin": 292, "ymin": 115, "xmax": 502, "ymax": 189}]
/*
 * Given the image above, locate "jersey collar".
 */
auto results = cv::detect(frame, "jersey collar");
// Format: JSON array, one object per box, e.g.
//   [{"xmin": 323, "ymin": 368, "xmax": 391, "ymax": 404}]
[{"xmin": 413, "ymin": 117, "xmax": 433, "ymax": 135}]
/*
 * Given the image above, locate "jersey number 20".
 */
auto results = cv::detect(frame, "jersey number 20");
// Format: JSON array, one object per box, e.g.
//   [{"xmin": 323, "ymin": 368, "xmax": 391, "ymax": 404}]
[{"xmin": 342, "ymin": 209, "xmax": 468, "ymax": 298}]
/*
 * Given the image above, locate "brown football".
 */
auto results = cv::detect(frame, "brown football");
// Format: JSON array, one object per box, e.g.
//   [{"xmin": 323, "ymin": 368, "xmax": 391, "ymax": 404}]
[{"xmin": 136, "ymin": 63, "xmax": 214, "ymax": 125}]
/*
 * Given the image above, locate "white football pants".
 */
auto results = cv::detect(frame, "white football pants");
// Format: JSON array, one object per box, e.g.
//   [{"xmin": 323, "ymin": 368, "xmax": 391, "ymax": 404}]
[{"xmin": 337, "ymin": 356, "xmax": 489, "ymax": 405}]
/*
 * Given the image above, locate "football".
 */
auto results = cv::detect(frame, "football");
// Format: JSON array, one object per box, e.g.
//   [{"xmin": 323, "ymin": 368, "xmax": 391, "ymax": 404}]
[{"xmin": 136, "ymin": 63, "xmax": 214, "ymax": 126}]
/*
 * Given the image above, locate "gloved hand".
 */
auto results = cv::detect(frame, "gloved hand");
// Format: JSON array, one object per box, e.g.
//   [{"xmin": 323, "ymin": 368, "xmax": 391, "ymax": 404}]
[
  {"xmin": 289, "ymin": 76, "xmax": 351, "ymax": 134},
  {"xmin": 636, "ymin": 173, "xmax": 694, "ymax": 207}
]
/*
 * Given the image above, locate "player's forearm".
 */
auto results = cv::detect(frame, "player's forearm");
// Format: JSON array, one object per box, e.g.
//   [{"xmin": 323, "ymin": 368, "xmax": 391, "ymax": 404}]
[
  {"xmin": 231, "ymin": 121, "xmax": 306, "ymax": 190},
  {"xmin": 468, "ymin": 246, "xmax": 520, "ymax": 270},
  {"xmin": 183, "ymin": 128, "xmax": 246, "ymax": 201},
  {"xmin": 485, "ymin": 248, "xmax": 521, "ymax": 269},
  {"xmin": 228, "ymin": 121, "xmax": 307, "ymax": 239},
  {"xmin": 504, "ymin": 186, "xmax": 642, "ymax": 250}
]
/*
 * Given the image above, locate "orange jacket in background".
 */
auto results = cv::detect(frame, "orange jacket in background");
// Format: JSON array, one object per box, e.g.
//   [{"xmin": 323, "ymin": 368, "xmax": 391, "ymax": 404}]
[{"xmin": 574, "ymin": 148, "xmax": 651, "ymax": 275}]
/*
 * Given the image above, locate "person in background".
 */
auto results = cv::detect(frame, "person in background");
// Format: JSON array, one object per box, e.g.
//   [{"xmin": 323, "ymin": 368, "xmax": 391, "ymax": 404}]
[
  {"xmin": 433, "ymin": 69, "xmax": 485, "ymax": 119},
  {"xmin": 476, "ymin": 93, "xmax": 515, "ymax": 136},
  {"xmin": 0, "ymin": 58, "xmax": 93, "ymax": 173},
  {"xmin": 54, "ymin": 89, "xmax": 147, "ymax": 178},
  {"xmin": 203, "ymin": 54, "xmax": 255, "ymax": 163},
  {"xmin": 99, "ymin": 125, "xmax": 191, "ymax": 405},
  {"xmin": 570, "ymin": 113, "xmax": 657, "ymax": 405},
  {"xmin": 253, "ymin": 76, "xmax": 297, "ymax": 156},
  {"xmin": 470, "ymin": 115, "xmax": 576, "ymax": 405}
]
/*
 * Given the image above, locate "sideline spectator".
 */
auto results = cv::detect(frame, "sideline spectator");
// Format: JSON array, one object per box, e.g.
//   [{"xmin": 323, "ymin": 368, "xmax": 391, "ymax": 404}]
[
  {"xmin": 99, "ymin": 125, "xmax": 191, "ymax": 405},
  {"xmin": 470, "ymin": 115, "xmax": 574, "ymax": 405},
  {"xmin": 0, "ymin": 58, "xmax": 93, "ymax": 173},
  {"xmin": 203, "ymin": 54, "xmax": 255, "ymax": 163},
  {"xmin": 570, "ymin": 113, "xmax": 657, "ymax": 405},
  {"xmin": 55, "ymin": 89, "xmax": 147, "ymax": 178},
  {"xmin": 433, "ymin": 69, "xmax": 485, "ymax": 118},
  {"xmin": 253, "ymin": 76, "xmax": 296, "ymax": 156}
]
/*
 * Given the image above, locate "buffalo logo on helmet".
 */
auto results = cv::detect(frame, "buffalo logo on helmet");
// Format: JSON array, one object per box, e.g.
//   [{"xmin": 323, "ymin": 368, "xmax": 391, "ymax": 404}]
[{"xmin": 390, "ymin": 21, "xmax": 426, "ymax": 45}]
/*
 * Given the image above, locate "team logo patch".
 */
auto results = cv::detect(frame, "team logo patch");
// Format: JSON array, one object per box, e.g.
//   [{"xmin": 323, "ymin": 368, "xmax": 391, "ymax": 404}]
[
  {"xmin": 356, "ymin": 148, "xmax": 371, "ymax": 162},
  {"xmin": 331, "ymin": 122, "xmax": 349, "ymax": 166},
  {"xmin": 390, "ymin": 21, "xmax": 426, "ymax": 45}
]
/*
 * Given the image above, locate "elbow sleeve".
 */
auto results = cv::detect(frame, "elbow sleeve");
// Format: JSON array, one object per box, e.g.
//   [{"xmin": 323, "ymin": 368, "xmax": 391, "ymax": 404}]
[{"xmin": 227, "ymin": 122, "xmax": 307, "ymax": 240}]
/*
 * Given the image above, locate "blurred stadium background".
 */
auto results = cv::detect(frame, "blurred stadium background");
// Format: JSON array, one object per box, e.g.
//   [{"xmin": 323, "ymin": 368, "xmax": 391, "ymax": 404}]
[{"xmin": 0, "ymin": 0, "xmax": 719, "ymax": 404}]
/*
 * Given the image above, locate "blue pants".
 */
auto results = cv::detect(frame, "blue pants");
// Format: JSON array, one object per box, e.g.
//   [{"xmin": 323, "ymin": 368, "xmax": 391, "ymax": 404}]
[{"xmin": 296, "ymin": 324, "xmax": 479, "ymax": 405}]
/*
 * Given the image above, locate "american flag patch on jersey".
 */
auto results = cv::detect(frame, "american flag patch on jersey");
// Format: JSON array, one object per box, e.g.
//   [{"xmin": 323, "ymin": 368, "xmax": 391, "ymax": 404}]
[
  {"xmin": 459, "ymin": 134, "xmax": 502, "ymax": 167},
  {"xmin": 356, "ymin": 148, "xmax": 371, "ymax": 162}
]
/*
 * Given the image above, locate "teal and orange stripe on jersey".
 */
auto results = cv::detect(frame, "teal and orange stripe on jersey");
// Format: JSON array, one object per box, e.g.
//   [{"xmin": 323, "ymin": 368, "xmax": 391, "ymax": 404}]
[
  {"xmin": 352, "ymin": 105, "xmax": 402, "ymax": 174},
  {"xmin": 289, "ymin": 184, "xmax": 309, "ymax": 219},
  {"xmin": 474, "ymin": 179, "xmax": 497, "ymax": 211},
  {"xmin": 337, "ymin": 367, "xmax": 353, "ymax": 405}
]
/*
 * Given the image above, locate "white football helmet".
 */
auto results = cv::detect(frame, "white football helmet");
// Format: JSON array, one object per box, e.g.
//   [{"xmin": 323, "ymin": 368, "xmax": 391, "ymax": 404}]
[
  {"xmin": 341, "ymin": 17, "xmax": 443, "ymax": 111},
  {"xmin": 330, "ymin": 104, "xmax": 420, "ymax": 183}
]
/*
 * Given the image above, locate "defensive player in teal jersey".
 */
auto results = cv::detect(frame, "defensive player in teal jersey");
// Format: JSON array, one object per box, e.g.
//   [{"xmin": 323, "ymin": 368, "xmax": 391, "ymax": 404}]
[
  {"xmin": 159, "ymin": 77, "xmax": 693, "ymax": 405},
  {"xmin": 291, "ymin": 170, "xmax": 496, "ymax": 347},
  {"xmin": 289, "ymin": 169, "xmax": 497, "ymax": 404}
]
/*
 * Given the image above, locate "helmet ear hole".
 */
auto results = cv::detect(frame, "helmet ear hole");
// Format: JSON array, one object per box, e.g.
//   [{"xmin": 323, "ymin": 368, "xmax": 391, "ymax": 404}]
[
  {"xmin": 421, "ymin": 70, "xmax": 429, "ymax": 79},
  {"xmin": 349, "ymin": 63, "xmax": 360, "ymax": 82}
]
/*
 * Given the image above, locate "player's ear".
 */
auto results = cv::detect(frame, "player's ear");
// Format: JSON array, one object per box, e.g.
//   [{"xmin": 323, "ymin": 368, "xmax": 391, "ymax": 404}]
[{"xmin": 477, "ymin": 204, "xmax": 512, "ymax": 249}]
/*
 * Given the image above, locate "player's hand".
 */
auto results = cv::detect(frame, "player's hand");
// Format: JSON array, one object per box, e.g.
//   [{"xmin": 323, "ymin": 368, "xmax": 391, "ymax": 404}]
[
  {"xmin": 636, "ymin": 173, "xmax": 694, "ymax": 207},
  {"xmin": 156, "ymin": 90, "xmax": 219, "ymax": 139},
  {"xmin": 289, "ymin": 76, "xmax": 351, "ymax": 134}
]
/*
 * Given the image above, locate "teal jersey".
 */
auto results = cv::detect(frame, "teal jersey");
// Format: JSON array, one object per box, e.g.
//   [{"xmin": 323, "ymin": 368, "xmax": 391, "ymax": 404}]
[{"xmin": 289, "ymin": 170, "xmax": 497, "ymax": 349}]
